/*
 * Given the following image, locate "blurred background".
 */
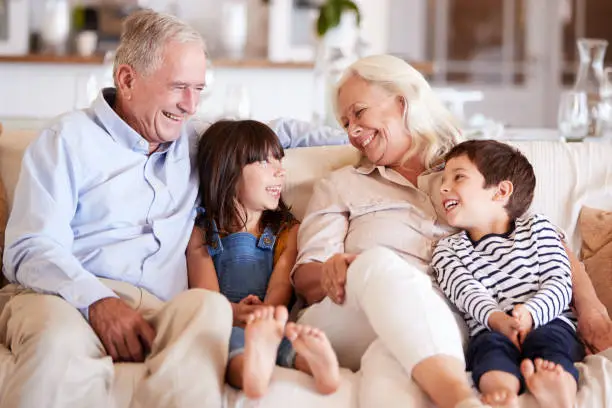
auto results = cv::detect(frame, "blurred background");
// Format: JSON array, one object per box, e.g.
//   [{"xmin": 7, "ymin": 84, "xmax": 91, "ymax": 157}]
[{"xmin": 1, "ymin": 0, "xmax": 612, "ymax": 139}]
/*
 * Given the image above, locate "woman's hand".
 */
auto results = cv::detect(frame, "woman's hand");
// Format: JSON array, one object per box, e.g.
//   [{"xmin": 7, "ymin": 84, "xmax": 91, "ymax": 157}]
[
  {"xmin": 321, "ymin": 253, "xmax": 357, "ymax": 304},
  {"xmin": 488, "ymin": 311, "xmax": 521, "ymax": 350}
]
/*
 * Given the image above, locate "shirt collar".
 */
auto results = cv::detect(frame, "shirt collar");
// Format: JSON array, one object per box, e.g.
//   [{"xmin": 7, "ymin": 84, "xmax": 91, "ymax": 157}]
[{"xmin": 91, "ymin": 88, "xmax": 171, "ymax": 155}]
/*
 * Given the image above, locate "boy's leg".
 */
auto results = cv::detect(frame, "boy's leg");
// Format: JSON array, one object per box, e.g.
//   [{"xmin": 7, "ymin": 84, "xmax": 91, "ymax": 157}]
[
  {"xmin": 468, "ymin": 331, "xmax": 521, "ymax": 406},
  {"xmin": 521, "ymin": 320, "xmax": 584, "ymax": 408}
]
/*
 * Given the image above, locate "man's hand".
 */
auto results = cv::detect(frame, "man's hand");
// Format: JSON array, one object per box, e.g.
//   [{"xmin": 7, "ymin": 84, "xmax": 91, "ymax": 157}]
[
  {"xmin": 488, "ymin": 311, "xmax": 521, "ymax": 350},
  {"xmin": 577, "ymin": 307, "xmax": 612, "ymax": 354},
  {"xmin": 512, "ymin": 304, "xmax": 534, "ymax": 344},
  {"xmin": 321, "ymin": 253, "xmax": 357, "ymax": 305},
  {"xmin": 89, "ymin": 297, "xmax": 156, "ymax": 363}
]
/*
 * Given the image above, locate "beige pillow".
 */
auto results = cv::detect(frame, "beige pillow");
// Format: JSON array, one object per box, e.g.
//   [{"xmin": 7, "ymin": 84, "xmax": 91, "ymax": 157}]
[{"xmin": 579, "ymin": 206, "xmax": 612, "ymax": 315}]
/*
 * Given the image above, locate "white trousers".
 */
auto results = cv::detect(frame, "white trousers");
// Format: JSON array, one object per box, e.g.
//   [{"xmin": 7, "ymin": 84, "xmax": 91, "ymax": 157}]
[
  {"xmin": 298, "ymin": 246, "xmax": 468, "ymax": 373},
  {"xmin": 0, "ymin": 280, "xmax": 232, "ymax": 408}
]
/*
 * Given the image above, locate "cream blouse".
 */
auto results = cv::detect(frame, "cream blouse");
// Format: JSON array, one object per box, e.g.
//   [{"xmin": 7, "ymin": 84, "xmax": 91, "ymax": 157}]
[{"xmin": 295, "ymin": 159, "xmax": 456, "ymax": 275}]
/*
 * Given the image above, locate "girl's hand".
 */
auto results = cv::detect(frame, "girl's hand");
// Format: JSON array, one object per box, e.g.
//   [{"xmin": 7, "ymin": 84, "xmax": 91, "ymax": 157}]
[
  {"xmin": 512, "ymin": 304, "xmax": 534, "ymax": 344},
  {"xmin": 240, "ymin": 294, "xmax": 263, "ymax": 306},
  {"xmin": 488, "ymin": 311, "xmax": 521, "ymax": 350},
  {"xmin": 232, "ymin": 301, "xmax": 265, "ymax": 328},
  {"xmin": 321, "ymin": 253, "xmax": 357, "ymax": 305}
]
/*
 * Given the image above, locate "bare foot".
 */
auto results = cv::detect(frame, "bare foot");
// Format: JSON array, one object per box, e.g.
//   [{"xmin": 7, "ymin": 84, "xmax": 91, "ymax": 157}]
[
  {"xmin": 242, "ymin": 306, "xmax": 288, "ymax": 399},
  {"xmin": 481, "ymin": 390, "xmax": 519, "ymax": 408},
  {"xmin": 478, "ymin": 370, "xmax": 520, "ymax": 408},
  {"xmin": 286, "ymin": 322, "xmax": 340, "ymax": 394},
  {"xmin": 521, "ymin": 358, "xmax": 577, "ymax": 408}
]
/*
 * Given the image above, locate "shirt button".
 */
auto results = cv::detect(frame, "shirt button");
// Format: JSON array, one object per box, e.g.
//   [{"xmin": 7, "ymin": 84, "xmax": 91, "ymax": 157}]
[{"xmin": 139, "ymin": 140, "xmax": 146, "ymax": 146}]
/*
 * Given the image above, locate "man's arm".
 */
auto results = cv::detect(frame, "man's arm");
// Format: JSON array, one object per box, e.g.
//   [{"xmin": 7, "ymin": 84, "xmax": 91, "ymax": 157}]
[{"xmin": 3, "ymin": 130, "xmax": 117, "ymax": 314}]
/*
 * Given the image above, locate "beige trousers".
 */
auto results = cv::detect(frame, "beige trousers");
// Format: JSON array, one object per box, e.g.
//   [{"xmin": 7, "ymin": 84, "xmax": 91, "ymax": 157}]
[{"xmin": 0, "ymin": 280, "xmax": 232, "ymax": 408}]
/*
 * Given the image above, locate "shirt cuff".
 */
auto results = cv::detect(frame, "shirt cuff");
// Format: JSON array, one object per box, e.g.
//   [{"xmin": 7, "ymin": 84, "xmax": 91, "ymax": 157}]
[
  {"xmin": 523, "ymin": 302, "xmax": 541, "ymax": 328},
  {"xmin": 59, "ymin": 278, "xmax": 119, "ymax": 321},
  {"xmin": 482, "ymin": 305, "xmax": 502, "ymax": 330}
]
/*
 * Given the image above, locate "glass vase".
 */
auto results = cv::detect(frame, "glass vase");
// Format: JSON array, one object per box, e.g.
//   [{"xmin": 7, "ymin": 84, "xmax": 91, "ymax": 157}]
[{"xmin": 573, "ymin": 38, "xmax": 608, "ymax": 138}]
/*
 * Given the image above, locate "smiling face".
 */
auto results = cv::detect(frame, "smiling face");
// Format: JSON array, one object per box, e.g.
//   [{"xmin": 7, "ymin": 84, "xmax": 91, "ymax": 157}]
[
  {"xmin": 337, "ymin": 75, "xmax": 411, "ymax": 167},
  {"xmin": 116, "ymin": 40, "xmax": 207, "ymax": 147},
  {"xmin": 440, "ymin": 154, "xmax": 511, "ymax": 240},
  {"xmin": 237, "ymin": 155, "xmax": 286, "ymax": 218}
]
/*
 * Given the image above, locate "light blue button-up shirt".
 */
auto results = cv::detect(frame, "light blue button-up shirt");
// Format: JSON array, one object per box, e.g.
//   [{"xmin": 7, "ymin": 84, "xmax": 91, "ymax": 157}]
[{"xmin": 3, "ymin": 89, "xmax": 199, "ymax": 313}]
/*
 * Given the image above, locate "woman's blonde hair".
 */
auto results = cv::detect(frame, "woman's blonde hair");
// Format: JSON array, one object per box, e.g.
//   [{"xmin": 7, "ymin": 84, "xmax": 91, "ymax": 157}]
[
  {"xmin": 113, "ymin": 9, "xmax": 206, "ymax": 84},
  {"xmin": 334, "ymin": 54, "xmax": 463, "ymax": 170}
]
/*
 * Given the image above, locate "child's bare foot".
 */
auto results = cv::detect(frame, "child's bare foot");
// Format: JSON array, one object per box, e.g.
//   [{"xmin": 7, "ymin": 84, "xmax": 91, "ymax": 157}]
[
  {"xmin": 286, "ymin": 322, "xmax": 340, "ymax": 394},
  {"xmin": 521, "ymin": 358, "xmax": 577, "ymax": 408},
  {"xmin": 243, "ymin": 306, "xmax": 288, "ymax": 399},
  {"xmin": 478, "ymin": 370, "xmax": 520, "ymax": 408},
  {"xmin": 481, "ymin": 390, "xmax": 518, "ymax": 408}
]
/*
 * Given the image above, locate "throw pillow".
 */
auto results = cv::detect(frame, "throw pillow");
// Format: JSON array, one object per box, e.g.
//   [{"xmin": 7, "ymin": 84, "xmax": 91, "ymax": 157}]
[{"xmin": 579, "ymin": 206, "xmax": 612, "ymax": 316}]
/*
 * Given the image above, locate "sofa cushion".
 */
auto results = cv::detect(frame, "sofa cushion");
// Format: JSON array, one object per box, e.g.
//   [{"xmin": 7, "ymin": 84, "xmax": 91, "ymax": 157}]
[{"xmin": 579, "ymin": 206, "xmax": 612, "ymax": 316}]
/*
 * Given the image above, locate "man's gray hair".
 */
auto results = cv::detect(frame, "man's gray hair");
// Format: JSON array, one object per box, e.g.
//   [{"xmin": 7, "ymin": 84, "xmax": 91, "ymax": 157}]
[{"xmin": 113, "ymin": 9, "xmax": 205, "ymax": 84}]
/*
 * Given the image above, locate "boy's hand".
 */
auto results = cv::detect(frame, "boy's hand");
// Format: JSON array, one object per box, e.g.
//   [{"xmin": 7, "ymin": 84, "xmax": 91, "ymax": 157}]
[
  {"xmin": 512, "ymin": 304, "xmax": 534, "ymax": 344},
  {"xmin": 488, "ymin": 311, "xmax": 521, "ymax": 350}
]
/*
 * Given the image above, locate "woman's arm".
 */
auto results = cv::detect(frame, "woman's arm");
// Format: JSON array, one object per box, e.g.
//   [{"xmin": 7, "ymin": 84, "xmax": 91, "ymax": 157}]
[
  {"xmin": 292, "ymin": 176, "xmax": 351, "ymax": 305},
  {"xmin": 265, "ymin": 224, "xmax": 299, "ymax": 306},
  {"xmin": 564, "ymin": 243, "xmax": 612, "ymax": 353},
  {"xmin": 293, "ymin": 262, "xmax": 326, "ymax": 306}
]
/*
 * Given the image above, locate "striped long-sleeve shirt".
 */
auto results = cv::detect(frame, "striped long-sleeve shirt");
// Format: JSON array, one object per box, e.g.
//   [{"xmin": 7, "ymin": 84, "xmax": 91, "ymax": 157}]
[{"xmin": 432, "ymin": 213, "xmax": 576, "ymax": 337}]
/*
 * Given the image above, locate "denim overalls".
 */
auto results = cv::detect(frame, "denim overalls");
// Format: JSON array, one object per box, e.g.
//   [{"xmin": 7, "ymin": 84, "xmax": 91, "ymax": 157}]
[{"xmin": 208, "ymin": 222, "xmax": 295, "ymax": 368}]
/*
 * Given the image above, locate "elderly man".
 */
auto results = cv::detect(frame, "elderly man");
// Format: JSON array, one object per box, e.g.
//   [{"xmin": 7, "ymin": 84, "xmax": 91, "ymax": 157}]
[{"xmin": 1, "ymin": 9, "xmax": 231, "ymax": 408}]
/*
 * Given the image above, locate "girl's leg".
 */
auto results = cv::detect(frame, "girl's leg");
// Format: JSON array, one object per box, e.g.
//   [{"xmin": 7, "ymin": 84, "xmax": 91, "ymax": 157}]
[
  {"xmin": 344, "ymin": 247, "xmax": 482, "ymax": 408},
  {"xmin": 228, "ymin": 306, "xmax": 288, "ymax": 399},
  {"xmin": 284, "ymin": 323, "xmax": 340, "ymax": 394}
]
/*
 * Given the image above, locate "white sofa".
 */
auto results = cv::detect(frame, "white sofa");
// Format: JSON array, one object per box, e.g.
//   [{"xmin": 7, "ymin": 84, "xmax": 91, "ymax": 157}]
[{"xmin": 1, "ymin": 127, "xmax": 612, "ymax": 408}]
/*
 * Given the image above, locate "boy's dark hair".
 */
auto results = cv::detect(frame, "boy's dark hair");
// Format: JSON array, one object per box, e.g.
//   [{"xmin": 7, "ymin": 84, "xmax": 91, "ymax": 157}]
[
  {"xmin": 195, "ymin": 119, "xmax": 295, "ymax": 247},
  {"xmin": 444, "ymin": 140, "xmax": 536, "ymax": 220}
]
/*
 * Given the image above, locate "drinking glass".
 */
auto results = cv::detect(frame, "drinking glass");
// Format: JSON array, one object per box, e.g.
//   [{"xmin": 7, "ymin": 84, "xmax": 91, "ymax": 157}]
[{"xmin": 558, "ymin": 91, "xmax": 589, "ymax": 142}]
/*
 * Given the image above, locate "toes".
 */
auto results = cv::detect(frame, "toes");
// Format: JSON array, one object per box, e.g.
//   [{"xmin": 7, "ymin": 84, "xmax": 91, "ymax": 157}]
[
  {"xmin": 521, "ymin": 359, "xmax": 535, "ymax": 379},
  {"xmin": 285, "ymin": 322, "xmax": 298, "ymax": 340},
  {"xmin": 534, "ymin": 358, "xmax": 545, "ymax": 371},
  {"xmin": 274, "ymin": 305, "xmax": 288, "ymax": 324}
]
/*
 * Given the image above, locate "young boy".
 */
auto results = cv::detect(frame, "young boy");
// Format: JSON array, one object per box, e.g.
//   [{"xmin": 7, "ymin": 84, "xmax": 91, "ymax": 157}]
[{"xmin": 432, "ymin": 140, "xmax": 584, "ymax": 408}]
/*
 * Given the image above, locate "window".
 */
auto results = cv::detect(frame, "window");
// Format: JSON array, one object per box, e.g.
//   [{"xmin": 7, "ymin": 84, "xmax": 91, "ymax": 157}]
[
  {"xmin": 561, "ymin": 0, "xmax": 612, "ymax": 84},
  {"xmin": 426, "ymin": 0, "xmax": 527, "ymax": 85}
]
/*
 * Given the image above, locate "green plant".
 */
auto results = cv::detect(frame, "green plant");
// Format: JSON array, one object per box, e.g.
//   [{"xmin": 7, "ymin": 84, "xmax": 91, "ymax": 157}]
[{"xmin": 261, "ymin": 0, "xmax": 361, "ymax": 38}]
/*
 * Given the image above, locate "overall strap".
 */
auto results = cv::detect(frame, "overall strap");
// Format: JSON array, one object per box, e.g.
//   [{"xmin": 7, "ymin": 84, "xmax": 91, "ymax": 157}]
[{"xmin": 257, "ymin": 226, "xmax": 277, "ymax": 250}]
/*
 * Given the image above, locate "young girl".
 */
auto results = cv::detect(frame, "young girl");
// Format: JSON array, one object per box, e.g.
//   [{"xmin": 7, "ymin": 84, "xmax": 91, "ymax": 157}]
[{"xmin": 187, "ymin": 119, "xmax": 340, "ymax": 399}]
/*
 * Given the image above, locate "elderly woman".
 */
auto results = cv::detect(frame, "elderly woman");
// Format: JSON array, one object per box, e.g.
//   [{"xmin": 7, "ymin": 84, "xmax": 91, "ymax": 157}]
[{"xmin": 292, "ymin": 54, "xmax": 612, "ymax": 408}]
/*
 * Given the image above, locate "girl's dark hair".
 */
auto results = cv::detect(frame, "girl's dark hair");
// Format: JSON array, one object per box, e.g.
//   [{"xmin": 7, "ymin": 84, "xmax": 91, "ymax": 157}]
[{"xmin": 195, "ymin": 119, "xmax": 295, "ymax": 247}]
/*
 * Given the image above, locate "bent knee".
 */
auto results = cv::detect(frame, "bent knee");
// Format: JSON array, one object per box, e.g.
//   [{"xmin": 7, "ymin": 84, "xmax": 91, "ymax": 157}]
[{"xmin": 177, "ymin": 289, "xmax": 232, "ymax": 319}]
